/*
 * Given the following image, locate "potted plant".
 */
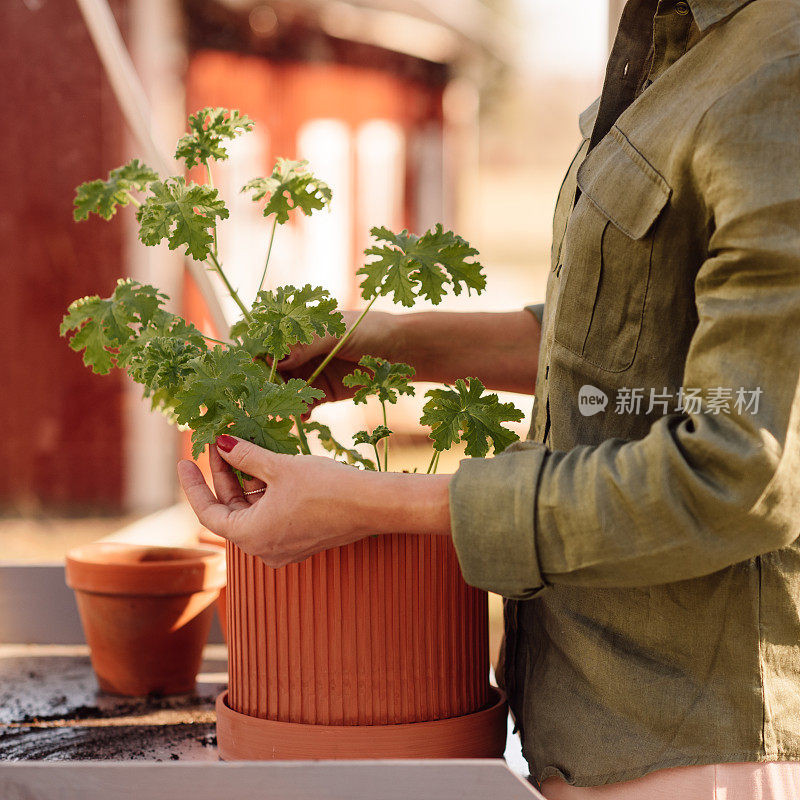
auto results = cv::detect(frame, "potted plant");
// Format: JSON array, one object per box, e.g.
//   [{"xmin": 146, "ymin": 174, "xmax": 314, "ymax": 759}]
[{"xmin": 61, "ymin": 108, "xmax": 523, "ymax": 758}]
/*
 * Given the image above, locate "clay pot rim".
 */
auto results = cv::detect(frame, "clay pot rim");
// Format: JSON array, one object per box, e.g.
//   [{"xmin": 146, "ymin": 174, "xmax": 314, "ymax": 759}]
[
  {"xmin": 66, "ymin": 542, "xmax": 226, "ymax": 597},
  {"xmin": 215, "ymin": 687, "xmax": 509, "ymax": 760}
]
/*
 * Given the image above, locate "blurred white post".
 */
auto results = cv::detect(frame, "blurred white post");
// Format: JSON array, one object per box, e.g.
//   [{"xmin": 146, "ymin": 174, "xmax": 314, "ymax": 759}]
[
  {"xmin": 123, "ymin": 0, "xmax": 186, "ymax": 513},
  {"xmin": 442, "ymin": 76, "xmax": 480, "ymax": 234},
  {"xmin": 74, "ymin": 0, "xmax": 229, "ymax": 336},
  {"xmin": 608, "ymin": 0, "xmax": 626, "ymax": 48}
]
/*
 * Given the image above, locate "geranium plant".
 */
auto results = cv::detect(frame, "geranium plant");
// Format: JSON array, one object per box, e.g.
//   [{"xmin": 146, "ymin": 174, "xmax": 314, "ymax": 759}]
[{"xmin": 61, "ymin": 108, "xmax": 524, "ymax": 476}]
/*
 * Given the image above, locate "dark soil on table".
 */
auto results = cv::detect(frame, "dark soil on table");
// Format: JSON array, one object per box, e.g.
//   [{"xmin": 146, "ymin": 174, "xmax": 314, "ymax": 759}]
[
  {"xmin": 0, "ymin": 650, "xmax": 225, "ymax": 760},
  {"xmin": 0, "ymin": 723, "xmax": 218, "ymax": 761}
]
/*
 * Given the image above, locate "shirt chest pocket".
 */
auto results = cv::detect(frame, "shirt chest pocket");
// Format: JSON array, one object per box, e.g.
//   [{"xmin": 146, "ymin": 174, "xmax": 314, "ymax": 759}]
[{"xmin": 553, "ymin": 127, "xmax": 672, "ymax": 373}]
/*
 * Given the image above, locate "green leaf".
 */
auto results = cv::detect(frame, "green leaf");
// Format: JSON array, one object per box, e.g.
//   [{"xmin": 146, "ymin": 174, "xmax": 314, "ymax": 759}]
[
  {"xmin": 126, "ymin": 336, "xmax": 204, "ymax": 394},
  {"xmin": 342, "ymin": 355, "xmax": 415, "ymax": 405},
  {"xmin": 168, "ymin": 350, "xmax": 244, "ymax": 450},
  {"xmin": 136, "ymin": 177, "xmax": 229, "ymax": 261},
  {"xmin": 144, "ymin": 385, "xmax": 186, "ymax": 424},
  {"xmin": 226, "ymin": 414, "xmax": 298, "ymax": 458},
  {"xmin": 353, "ymin": 425, "xmax": 392, "ymax": 448},
  {"xmin": 175, "ymin": 108, "xmax": 254, "ymax": 169},
  {"xmin": 241, "ymin": 159, "xmax": 332, "ymax": 224},
  {"xmin": 420, "ymin": 377, "xmax": 524, "ymax": 457},
  {"xmin": 248, "ymin": 284, "xmax": 345, "ymax": 362},
  {"xmin": 182, "ymin": 372, "xmax": 324, "ymax": 460},
  {"xmin": 229, "ymin": 318, "xmax": 265, "ymax": 359},
  {"xmin": 242, "ymin": 376, "xmax": 324, "ymax": 420},
  {"xmin": 357, "ymin": 224, "xmax": 486, "ymax": 307},
  {"xmin": 116, "ymin": 308, "xmax": 206, "ymax": 372},
  {"xmin": 60, "ymin": 279, "xmax": 169, "ymax": 374},
  {"xmin": 173, "ymin": 346, "xmax": 260, "ymax": 427},
  {"xmin": 59, "ymin": 296, "xmax": 120, "ymax": 374},
  {"xmin": 110, "ymin": 279, "xmax": 167, "ymax": 328},
  {"xmin": 187, "ymin": 409, "xmax": 237, "ymax": 460},
  {"xmin": 153, "ymin": 311, "xmax": 207, "ymax": 348},
  {"xmin": 224, "ymin": 378, "xmax": 324, "ymax": 456},
  {"xmin": 73, "ymin": 159, "xmax": 159, "ymax": 221},
  {"xmin": 305, "ymin": 421, "xmax": 376, "ymax": 470}
]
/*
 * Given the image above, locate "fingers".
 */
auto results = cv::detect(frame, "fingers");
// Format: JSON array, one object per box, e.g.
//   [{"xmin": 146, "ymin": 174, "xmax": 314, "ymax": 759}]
[
  {"xmin": 208, "ymin": 445, "xmax": 252, "ymax": 510},
  {"xmin": 215, "ymin": 435, "xmax": 290, "ymax": 481},
  {"xmin": 240, "ymin": 475, "xmax": 267, "ymax": 506},
  {"xmin": 177, "ymin": 460, "xmax": 234, "ymax": 536},
  {"xmin": 301, "ymin": 372, "xmax": 335, "ymax": 419},
  {"xmin": 280, "ymin": 308, "xmax": 361, "ymax": 371},
  {"xmin": 278, "ymin": 339, "xmax": 327, "ymax": 370}
]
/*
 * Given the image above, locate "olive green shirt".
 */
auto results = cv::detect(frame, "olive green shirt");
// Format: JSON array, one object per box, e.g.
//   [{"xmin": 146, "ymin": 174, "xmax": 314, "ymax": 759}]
[{"xmin": 449, "ymin": 0, "xmax": 800, "ymax": 787}]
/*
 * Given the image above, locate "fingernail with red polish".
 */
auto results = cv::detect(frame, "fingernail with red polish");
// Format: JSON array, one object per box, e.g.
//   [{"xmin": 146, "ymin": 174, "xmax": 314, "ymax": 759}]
[{"xmin": 216, "ymin": 435, "xmax": 237, "ymax": 452}]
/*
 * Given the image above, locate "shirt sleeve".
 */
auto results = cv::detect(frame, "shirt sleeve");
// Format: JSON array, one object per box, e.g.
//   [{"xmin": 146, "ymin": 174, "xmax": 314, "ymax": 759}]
[
  {"xmin": 450, "ymin": 55, "xmax": 800, "ymax": 599},
  {"xmin": 525, "ymin": 303, "xmax": 545, "ymax": 327}
]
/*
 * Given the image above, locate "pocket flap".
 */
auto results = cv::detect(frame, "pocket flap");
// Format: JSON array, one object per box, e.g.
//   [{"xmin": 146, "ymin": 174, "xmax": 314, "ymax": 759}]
[{"xmin": 576, "ymin": 126, "xmax": 672, "ymax": 240}]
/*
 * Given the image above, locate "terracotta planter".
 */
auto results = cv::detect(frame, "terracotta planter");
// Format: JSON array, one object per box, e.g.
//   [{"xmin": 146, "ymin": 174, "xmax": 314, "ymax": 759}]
[
  {"xmin": 216, "ymin": 584, "xmax": 229, "ymax": 642},
  {"xmin": 198, "ymin": 530, "xmax": 229, "ymax": 641},
  {"xmin": 219, "ymin": 534, "xmax": 507, "ymax": 760},
  {"xmin": 66, "ymin": 542, "xmax": 226, "ymax": 696}
]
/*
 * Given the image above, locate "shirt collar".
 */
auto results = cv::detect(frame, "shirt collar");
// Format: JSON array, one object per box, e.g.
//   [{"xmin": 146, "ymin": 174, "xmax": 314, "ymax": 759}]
[{"xmin": 685, "ymin": 0, "xmax": 754, "ymax": 30}]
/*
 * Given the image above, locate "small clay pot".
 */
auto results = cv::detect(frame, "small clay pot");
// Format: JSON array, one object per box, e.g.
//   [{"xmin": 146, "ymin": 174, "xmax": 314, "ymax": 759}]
[{"xmin": 65, "ymin": 542, "xmax": 226, "ymax": 696}]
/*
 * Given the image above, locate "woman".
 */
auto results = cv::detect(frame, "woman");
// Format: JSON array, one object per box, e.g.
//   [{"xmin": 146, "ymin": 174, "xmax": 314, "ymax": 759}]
[{"xmin": 179, "ymin": 0, "xmax": 800, "ymax": 795}]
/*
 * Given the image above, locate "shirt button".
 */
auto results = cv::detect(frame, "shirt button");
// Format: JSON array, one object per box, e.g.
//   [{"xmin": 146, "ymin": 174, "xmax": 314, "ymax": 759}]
[{"xmin": 675, "ymin": 1, "xmax": 690, "ymax": 14}]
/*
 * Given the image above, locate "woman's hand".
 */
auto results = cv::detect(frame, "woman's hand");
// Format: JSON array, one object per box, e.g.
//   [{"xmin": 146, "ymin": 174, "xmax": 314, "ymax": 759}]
[
  {"xmin": 178, "ymin": 436, "xmax": 374, "ymax": 566},
  {"xmin": 276, "ymin": 308, "xmax": 541, "ymax": 410},
  {"xmin": 280, "ymin": 309, "xmax": 541, "ymax": 401},
  {"xmin": 278, "ymin": 309, "xmax": 400, "ymax": 407},
  {"xmin": 177, "ymin": 435, "xmax": 452, "ymax": 567}
]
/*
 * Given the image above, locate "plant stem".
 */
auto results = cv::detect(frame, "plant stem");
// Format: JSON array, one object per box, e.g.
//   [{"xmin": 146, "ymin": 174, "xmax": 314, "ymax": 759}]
[
  {"xmin": 207, "ymin": 251, "xmax": 252, "ymax": 322},
  {"xmin": 204, "ymin": 161, "xmax": 219, "ymax": 259},
  {"xmin": 254, "ymin": 355, "xmax": 272, "ymax": 378},
  {"xmin": 381, "ymin": 401, "xmax": 389, "ymax": 472},
  {"xmin": 372, "ymin": 445, "xmax": 382, "ymax": 471},
  {"xmin": 199, "ymin": 179, "xmax": 310, "ymax": 457},
  {"xmin": 124, "ymin": 191, "xmax": 141, "ymax": 208},
  {"xmin": 259, "ymin": 361, "xmax": 310, "ymax": 455},
  {"xmin": 257, "ymin": 217, "xmax": 278, "ymax": 293},
  {"xmin": 306, "ymin": 295, "xmax": 378, "ymax": 386},
  {"xmin": 425, "ymin": 449, "xmax": 439, "ymax": 475},
  {"xmin": 295, "ymin": 416, "xmax": 311, "ymax": 455},
  {"xmin": 257, "ymin": 354, "xmax": 282, "ymax": 389},
  {"xmin": 200, "ymin": 332, "xmax": 229, "ymax": 346}
]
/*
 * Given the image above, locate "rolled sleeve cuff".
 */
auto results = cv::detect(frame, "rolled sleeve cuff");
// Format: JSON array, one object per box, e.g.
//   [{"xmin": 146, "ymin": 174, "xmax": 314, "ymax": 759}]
[
  {"xmin": 525, "ymin": 303, "xmax": 545, "ymax": 327},
  {"xmin": 449, "ymin": 442, "xmax": 549, "ymax": 600}
]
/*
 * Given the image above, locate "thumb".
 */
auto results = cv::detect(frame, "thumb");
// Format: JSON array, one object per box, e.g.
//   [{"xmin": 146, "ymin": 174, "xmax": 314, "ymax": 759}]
[{"xmin": 215, "ymin": 435, "xmax": 288, "ymax": 480}]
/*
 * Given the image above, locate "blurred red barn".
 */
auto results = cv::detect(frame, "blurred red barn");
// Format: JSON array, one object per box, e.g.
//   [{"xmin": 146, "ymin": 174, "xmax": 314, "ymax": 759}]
[{"xmin": 1, "ymin": 0, "xmax": 505, "ymax": 515}]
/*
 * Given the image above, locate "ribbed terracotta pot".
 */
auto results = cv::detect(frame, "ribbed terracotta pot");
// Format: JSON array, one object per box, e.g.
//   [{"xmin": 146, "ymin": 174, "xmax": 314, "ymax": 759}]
[
  {"xmin": 198, "ymin": 529, "xmax": 228, "ymax": 641},
  {"xmin": 218, "ymin": 534, "xmax": 508, "ymax": 760},
  {"xmin": 66, "ymin": 542, "xmax": 226, "ymax": 696}
]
